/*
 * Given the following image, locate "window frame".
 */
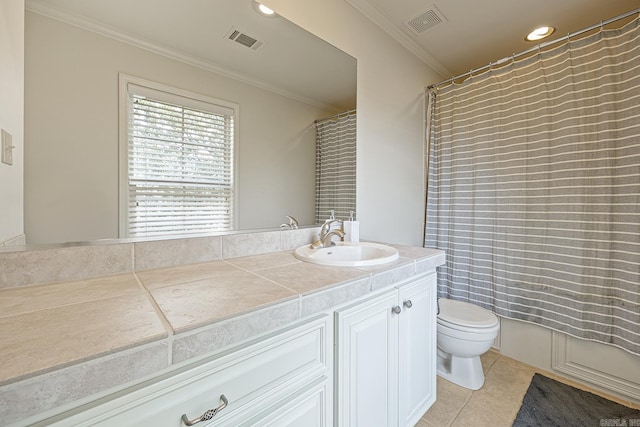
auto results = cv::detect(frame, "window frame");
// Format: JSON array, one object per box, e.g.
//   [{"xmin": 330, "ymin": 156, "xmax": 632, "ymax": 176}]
[{"xmin": 118, "ymin": 73, "xmax": 239, "ymax": 237}]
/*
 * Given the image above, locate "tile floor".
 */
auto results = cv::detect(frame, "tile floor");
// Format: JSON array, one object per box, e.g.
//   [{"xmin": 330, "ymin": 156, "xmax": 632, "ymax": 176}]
[{"xmin": 417, "ymin": 349, "xmax": 640, "ymax": 427}]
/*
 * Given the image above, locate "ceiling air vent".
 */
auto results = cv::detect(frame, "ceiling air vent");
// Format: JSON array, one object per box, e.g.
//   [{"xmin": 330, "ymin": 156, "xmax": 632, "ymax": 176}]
[
  {"xmin": 226, "ymin": 28, "xmax": 264, "ymax": 51},
  {"xmin": 405, "ymin": 5, "xmax": 447, "ymax": 35}
]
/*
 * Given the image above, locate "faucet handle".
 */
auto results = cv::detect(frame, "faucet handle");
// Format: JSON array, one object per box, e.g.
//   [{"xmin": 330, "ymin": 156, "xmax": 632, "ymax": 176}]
[
  {"xmin": 286, "ymin": 215, "xmax": 299, "ymax": 229},
  {"xmin": 280, "ymin": 215, "xmax": 299, "ymax": 229},
  {"xmin": 320, "ymin": 219, "xmax": 342, "ymax": 237}
]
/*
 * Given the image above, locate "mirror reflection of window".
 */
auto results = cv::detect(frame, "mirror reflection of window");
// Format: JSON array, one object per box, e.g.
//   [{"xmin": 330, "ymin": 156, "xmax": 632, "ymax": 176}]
[
  {"xmin": 20, "ymin": 0, "xmax": 356, "ymax": 246},
  {"xmin": 120, "ymin": 75, "xmax": 238, "ymax": 237}
]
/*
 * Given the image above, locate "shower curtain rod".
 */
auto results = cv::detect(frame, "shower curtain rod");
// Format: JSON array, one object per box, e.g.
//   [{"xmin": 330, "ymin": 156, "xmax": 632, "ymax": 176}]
[
  {"xmin": 314, "ymin": 108, "xmax": 356, "ymax": 125},
  {"xmin": 427, "ymin": 7, "xmax": 640, "ymax": 90}
]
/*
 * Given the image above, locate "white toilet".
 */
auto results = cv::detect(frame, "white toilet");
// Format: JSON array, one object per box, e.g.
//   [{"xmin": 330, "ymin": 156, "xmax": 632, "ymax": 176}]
[{"xmin": 436, "ymin": 298, "xmax": 500, "ymax": 390}]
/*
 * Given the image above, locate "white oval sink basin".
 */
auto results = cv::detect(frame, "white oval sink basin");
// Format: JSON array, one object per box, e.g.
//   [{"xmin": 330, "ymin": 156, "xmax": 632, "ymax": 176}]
[{"xmin": 294, "ymin": 242, "xmax": 399, "ymax": 267}]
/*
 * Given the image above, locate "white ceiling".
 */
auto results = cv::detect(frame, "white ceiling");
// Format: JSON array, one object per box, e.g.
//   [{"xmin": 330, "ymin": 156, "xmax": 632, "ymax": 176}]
[
  {"xmin": 26, "ymin": 0, "xmax": 358, "ymax": 112},
  {"xmin": 26, "ymin": 0, "xmax": 639, "ymax": 98},
  {"xmin": 349, "ymin": 0, "xmax": 638, "ymax": 79}
]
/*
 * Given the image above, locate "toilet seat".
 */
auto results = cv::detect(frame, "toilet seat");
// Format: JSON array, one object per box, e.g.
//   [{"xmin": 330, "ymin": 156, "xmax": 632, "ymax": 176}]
[
  {"xmin": 438, "ymin": 318, "xmax": 500, "ymax": 336},
  {"xmin": 438, "ymin": 299, "xmax": 498, "ymax": 330}
]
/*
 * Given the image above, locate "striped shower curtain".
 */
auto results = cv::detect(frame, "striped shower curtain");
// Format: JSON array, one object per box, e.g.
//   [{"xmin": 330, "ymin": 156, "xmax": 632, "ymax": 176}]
[
  {"xmin": 315, "ymin": 110, "xmax": 357, "ymax": 222},
  {"xmin": 425, "ymin": 17, "xmax": 640, "ymax": 355}
]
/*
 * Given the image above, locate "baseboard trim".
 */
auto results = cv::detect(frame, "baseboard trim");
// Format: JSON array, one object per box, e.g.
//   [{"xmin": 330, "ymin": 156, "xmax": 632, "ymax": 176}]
[{"xmin": 1, "ymin": 234, "xmax": 26, "ymax": 246}]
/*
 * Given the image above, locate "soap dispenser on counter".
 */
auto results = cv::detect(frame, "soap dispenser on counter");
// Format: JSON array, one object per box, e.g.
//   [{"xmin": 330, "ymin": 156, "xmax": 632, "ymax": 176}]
[{"xmin": 343, "ymin": 211, "xmax": 360, "ymax": 243}]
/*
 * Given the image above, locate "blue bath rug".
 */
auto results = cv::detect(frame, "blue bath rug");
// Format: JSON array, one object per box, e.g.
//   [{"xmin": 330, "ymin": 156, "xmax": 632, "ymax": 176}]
[{"xmin": 513, "ymin": 373, "xmax": 640, "ymax": 427}]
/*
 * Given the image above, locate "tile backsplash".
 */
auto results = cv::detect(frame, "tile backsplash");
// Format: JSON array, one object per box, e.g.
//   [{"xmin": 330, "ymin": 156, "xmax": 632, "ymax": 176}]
[
  {"xmin": 0, "ymin": 227, "xmax": 320, "ymax": 290},
  {"xmin": 0, "ymin": 244, "xmax": 134, "ymax": 289}
]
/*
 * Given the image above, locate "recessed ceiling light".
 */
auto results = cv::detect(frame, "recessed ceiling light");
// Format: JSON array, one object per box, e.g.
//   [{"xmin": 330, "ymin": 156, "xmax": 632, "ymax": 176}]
[
  {"xmin": 525, "ymin": 26, "xmax": 556, "ymax": 42},
  {"xmin": 252, "ymin": 1, "xmax": 277, "ymax": 17}
]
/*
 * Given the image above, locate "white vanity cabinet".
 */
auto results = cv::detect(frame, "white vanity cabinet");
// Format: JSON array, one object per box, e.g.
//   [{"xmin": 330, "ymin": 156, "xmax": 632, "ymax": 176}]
[
  {"xmin": 334, "ymin": 273, "xmax": 437, "ymax": 427},
  {"xmin": 36, "ymin": 315, "xmax": 332, "ymax": 427},
  {"xmin": 398, "ymin": 273, "xmax": 437, "ymax": 426}
]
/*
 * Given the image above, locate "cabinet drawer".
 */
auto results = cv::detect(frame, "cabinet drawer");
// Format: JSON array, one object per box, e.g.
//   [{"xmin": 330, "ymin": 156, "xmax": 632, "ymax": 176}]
[
  {"xmin": 44, "ymin": 315, "xmax": 330, "ymax": 427},
  {"xmin": 237, "ymin": 376, "xmax": 331, "ymax": 427}
]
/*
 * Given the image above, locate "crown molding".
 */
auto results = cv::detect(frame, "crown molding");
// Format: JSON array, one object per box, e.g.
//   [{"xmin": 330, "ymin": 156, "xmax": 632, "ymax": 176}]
[
  {"xmin": 25, "ymin": 0, "xmax": 342, "ymax": 113},
  {"xmin": 345, "ymin": 0, "xmax": 450, "ymax": 78}
]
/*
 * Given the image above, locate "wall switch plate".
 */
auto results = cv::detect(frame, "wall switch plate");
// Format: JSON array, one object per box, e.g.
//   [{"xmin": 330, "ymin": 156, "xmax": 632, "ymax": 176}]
[{"xmin": 1, "ymin": 129, "xmax": 14, "ymax": 165}]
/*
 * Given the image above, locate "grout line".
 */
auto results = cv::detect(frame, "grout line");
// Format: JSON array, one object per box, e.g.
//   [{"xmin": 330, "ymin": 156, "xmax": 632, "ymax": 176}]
[
  {"xmin": 484, "ymin": 354, "xmax": 533, "ymax": 423},
  {"xmin": 449, "ymin": 386, "xmax": 474, "ymax": 426},
  {"xmin": 132, "ymin": 273, "xmax": 174, "ymax": 336},
  {"xmin": 132, "ymin": 272, "xmax": 175, "ymax": 366},
  {"xmin": 427, "ymin": 352, "xmax": 524, "ymax": 426}
]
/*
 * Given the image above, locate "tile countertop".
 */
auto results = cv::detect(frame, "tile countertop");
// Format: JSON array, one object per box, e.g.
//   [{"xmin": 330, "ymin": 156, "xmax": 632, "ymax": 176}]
[{"xmin": 0, "ymin": 244, "xmax": 444, "ymax": 425}]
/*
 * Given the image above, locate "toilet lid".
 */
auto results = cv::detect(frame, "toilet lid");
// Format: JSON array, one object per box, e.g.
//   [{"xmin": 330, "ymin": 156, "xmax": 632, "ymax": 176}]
[{"xmin": 438, "ymin": 298, "xmax": 498, "ymax": 328}]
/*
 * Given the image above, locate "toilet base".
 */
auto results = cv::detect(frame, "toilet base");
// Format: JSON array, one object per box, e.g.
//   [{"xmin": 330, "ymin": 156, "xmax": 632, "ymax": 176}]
[{"xmin": 436, "ymin": 349, "xmax": 485, "ymax": 390}]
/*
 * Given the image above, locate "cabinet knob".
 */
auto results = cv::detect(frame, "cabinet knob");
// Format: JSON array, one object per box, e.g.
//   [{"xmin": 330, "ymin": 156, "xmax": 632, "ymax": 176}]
[
  {"xmin": 404, "ymin": 300, "xmax": 413, "ymax": 309},
  {"xmin": 181, "ymin": 394, "xmax": 228, "ymax": 426},
  {"xmin": 392, "ymin": 305, "xmax": 402, "ymax": 314}
]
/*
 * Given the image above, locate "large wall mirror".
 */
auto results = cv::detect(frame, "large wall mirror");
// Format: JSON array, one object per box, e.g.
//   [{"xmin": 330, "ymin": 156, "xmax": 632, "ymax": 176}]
[{"xmin": 21, "ymin": 0, "xmax": 356, "ymax": 246}]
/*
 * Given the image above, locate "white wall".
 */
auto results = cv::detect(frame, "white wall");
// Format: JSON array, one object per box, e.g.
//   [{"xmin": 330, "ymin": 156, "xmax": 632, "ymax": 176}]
[
  {"xmin": 24, "ymin": 12, "xmax": 331, "ymax": 245},
  {"xmin": 264, "ymin": 0, "xmax": 442, "ymax": 246},
  {"xmin": 0, "ymin": 0, "xmax": 25, "ymax": 246}
]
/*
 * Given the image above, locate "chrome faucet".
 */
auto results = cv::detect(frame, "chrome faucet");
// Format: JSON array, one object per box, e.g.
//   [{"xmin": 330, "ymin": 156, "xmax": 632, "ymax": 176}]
[
  {"xmin": 320, "ymin": 219, "xmax": 341, "ymax": 237},
  {"xmin": 321, "ymin": 228, "xmax": 345, "ymax": 247},
  {"xmin": 280, "ymin": 215, "xmax": 299, "ymax": 230},
  {"xmin": 310, "ymin": 219, "xmax": 343, "ymax": 249}
]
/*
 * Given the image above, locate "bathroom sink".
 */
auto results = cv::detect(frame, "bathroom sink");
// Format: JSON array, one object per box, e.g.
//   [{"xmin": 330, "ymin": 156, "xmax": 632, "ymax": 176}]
[{"xmin": 294, "ymin": 242, "xmax": 399, "ymax": 267}]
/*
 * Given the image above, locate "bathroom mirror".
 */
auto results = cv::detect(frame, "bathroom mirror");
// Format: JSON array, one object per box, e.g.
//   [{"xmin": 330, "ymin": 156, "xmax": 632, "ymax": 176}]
[{"xmin": 19, "ymin": 0, "xmax": 356, "ymax": 246}]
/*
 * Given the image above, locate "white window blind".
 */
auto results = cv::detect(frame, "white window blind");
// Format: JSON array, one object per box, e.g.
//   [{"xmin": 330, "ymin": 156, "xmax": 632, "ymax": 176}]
[{"xmin": 125, "ymin": 83, "xmax": 235, "ymax": 237}]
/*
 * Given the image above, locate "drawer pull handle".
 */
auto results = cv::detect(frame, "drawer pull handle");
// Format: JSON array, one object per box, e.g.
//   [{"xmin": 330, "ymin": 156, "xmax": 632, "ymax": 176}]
[
  {"xmin": 392, "ymin": 305, "xmax": 402, "ymax": 314},
  {"xmin": 181, "ymin": 394, "xmax": 228, "ymax": 426},
  {"xmin": 404, "ymin": 300, "xmax": 413, "ymax": 309}
]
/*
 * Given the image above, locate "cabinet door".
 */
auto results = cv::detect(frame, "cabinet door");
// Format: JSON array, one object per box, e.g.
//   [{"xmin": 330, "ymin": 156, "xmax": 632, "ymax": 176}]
[
  {"xmin": 335, "ymin": 290, "xmax": 399, "ymax": 427},
  {"xmin": 398, "ymin": 273, "xmax": 437, "ymax": 427}
]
